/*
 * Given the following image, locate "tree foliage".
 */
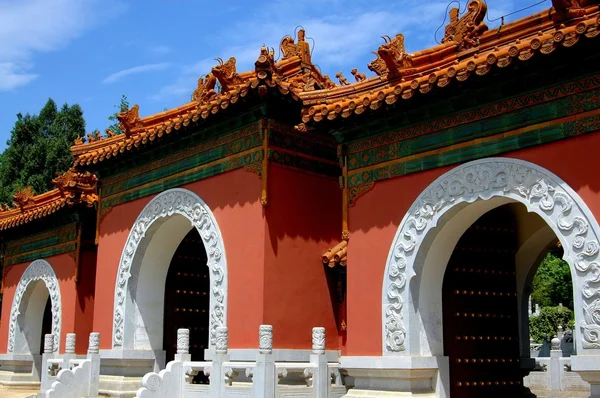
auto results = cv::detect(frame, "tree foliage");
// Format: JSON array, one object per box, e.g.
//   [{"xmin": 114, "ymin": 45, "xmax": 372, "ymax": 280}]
[
  {"xmin": 531, "ymin": 250, "xmax": 574, "ymax": 309},
  {"xmin": 0, "ymin": 98, "xmax": 85, "ymax": 204},
  {"xmin": 529, "ymin": 305, "xmax": 574, "ymax": 343},
  {"xmin": 107, "ymin": 94, "xmax": 130, "ymax": 135}
]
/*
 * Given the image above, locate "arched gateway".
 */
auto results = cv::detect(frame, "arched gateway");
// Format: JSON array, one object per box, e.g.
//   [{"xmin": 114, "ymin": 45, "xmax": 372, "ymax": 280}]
[
  {"xmin": 7, "ymin": 260, "xmax": 61, "ymax": 355},
  {"xmin": 112, "ymin": 188, "xmax": 227, "ymax": 352},
  {"xmin": 382, "ymin": 158, "xmax": 600, "ymax": 390}
]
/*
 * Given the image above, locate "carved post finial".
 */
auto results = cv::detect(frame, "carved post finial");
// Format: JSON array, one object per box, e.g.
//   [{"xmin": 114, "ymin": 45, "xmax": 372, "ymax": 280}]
[
  {"xmin": 65, "ymin": 333, "xmax": 76, "ymax": 354},
  {"xmin": 88, "ymin": 332, "xmax": 100, "ymax": 354},
  {"xmin": 44, "ymin": 334, "xmax": 54, "ymax": 354},
  {"xmin": 312, "ymin": 327, "xmax": 326, "ymax": 355},
  {"xmin": 215, "ymin": 326, "xmax": 228, "ymax": 354},
  {"xmin": 259, "ymin": 325, "xmax": 273, "ymax": 354},
  {"xmin": 177, "ymin": 328, "xmax": 190, "ymax": 355}
]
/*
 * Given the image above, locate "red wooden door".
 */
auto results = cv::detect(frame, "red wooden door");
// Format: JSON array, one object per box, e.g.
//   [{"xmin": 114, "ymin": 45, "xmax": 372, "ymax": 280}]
[{"xmin": 442, "ymin": 205, "xmax": 525, "ymax": 397}]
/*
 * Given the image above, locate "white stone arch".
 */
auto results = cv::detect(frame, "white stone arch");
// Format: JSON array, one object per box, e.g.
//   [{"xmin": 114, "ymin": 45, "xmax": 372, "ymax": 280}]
[
  {"xmin": 382, "ymin": 157, "xmax": 600, "ymax": 356},
  {"xmin": 7, "ymin": 259, "xmax": 61, "ymax": 354},
  {"xmin": 112, "ymin": 188, "xmax": 228, "ymax": 350}
]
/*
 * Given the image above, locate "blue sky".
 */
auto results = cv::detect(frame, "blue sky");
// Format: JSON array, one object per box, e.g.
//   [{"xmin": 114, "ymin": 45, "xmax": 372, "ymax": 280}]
[{"xmin": 0, "ymin": 0, "xmax": 551, "ymax": 152}]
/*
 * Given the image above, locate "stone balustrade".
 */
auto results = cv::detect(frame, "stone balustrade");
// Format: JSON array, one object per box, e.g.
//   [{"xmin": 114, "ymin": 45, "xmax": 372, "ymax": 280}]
[
  {"xmin": 136, "ymin": 326, "xmax": 346, "ymax": 398},
  {"xmin": 42, "ymin": 332, "xmax": 101, "ymax": 398}
]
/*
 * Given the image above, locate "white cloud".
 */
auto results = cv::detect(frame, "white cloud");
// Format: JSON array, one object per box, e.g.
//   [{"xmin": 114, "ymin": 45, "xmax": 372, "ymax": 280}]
[
  {"xmin": 0, "ymin": 0, "xmax": 124, "ymax": 91},
  {"xmin": 150, "ymin": 0, "xmax": 550, "ymax": 102},
  {"xmin": 102, "ymin": 63, "xmax": 172, "ymax": 84},
  {"xmin": 149, "ymin": 45, "xmax": 171, "ymax": 55},
  {"xmin": 0, "ymin": 62, "xmax": 38, "ymax": 91}
]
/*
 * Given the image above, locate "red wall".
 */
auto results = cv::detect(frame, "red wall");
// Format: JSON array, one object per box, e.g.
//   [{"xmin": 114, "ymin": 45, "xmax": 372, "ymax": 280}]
[
  {"xmin": 346, "ymin": 132, "xmax": 600, "ymax": 355},
  {"xmin": 263, "ymin": 164, "xmax": 342, "ymax": 350},
  {"xmin": 93, "ymin": 168, "xmax": 265, "ymax": 349},
  {"xmin": 0, "ymin": 253, "xmax": 93, "ymax": 354}
]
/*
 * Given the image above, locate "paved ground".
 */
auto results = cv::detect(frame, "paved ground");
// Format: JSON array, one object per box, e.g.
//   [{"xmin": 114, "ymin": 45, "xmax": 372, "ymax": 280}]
[{"xmin": 0, "ymin": 385, "xmax": 39, "ymax": 398}]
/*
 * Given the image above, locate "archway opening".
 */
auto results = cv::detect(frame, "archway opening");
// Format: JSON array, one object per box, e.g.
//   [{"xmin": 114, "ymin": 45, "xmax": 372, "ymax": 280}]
[
  {"xmin": 113, "ymin": 189, "xmax": 228, "ymax": 358},
  {"xmin": 438, "ymin": 200, "xmax": 576, "ymax": 397},
  {"xmin": 442, "ymin": 204, "xmax": 524, "ymax": 397},
  {"xmin": 525, "ymin": 242, "xmax": 575, "ymax": 355},
  {"xmin": 163, "ymin": 227, "xmax": 210, "ymax": 362},
  {"xmin": 15, "ymin": 279, "xmax": 51, "ymax": 356},
  {"xmin": 38, "ymin": 298, "xmax": 52, "ymax": 355}
]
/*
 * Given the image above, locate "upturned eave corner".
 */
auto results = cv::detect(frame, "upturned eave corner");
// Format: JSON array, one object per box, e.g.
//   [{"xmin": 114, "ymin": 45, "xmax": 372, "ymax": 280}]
[{"xmin": 0, "ymin": 168, "xmax": 99, "ymax": 232}]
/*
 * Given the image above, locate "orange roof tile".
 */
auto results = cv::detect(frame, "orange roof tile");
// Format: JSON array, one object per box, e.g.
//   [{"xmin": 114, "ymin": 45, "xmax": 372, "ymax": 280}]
[
  {"xmin": 70, "ymin": 2, "xmax": 599, "ymax": 163},
  {"xmin": 299, "ymin": 2, "xmax": 600, "ymax": 124},
  {"xmin": 323, "ymin": 240, "xmax": 348, "ymax": 268},
  {"xmin": 0, "ymin": 169, "xmax": 98, "ymax": 231}
]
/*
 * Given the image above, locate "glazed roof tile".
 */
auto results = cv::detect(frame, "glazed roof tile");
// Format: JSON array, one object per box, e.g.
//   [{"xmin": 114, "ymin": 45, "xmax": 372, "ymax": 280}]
[
  {"xmin": 0, "ymin": 169, "xmax": 98, "ymax": 232},
  {"xmin": 300, "ymin": 4, "xmax": 600, "ymax": 124},
  {"xmin": 2, "ymin": 1, "xmax": 599, "ymax": 232},
  {"xmin": 323, "ymin": 240, "xmax": 348, "ymax": 268},
  {"xmin": 71, "ymin": 1, "xmax": 600, "ymax": 165}
]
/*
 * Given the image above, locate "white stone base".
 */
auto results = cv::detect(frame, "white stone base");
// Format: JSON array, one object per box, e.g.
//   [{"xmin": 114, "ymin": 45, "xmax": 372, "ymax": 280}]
[
  {"xmin": 99, "ymin": 375, "xmax": 144, "ymax": 397},
  {"xmin": 0, "ymin": 354, "xmax": 41, "ymax": 387},
  {"xmin": 340, "ymin": 356, "xmax": 448, "ymax": 398}
]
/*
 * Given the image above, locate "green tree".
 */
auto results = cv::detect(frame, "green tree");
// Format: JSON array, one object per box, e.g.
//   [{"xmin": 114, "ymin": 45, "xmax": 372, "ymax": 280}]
[
  {"xmin": 529, "ymin": 305, "xmax": 574, "ymax": 343},
  {"xmin": 531, "ymin": 251, "xmax": 574, "ymax": 309},
  {"xmin": 107, "ymin": 94, "xmax": 130, "ymax": 135},
  {"xmin": 0, "ymin": 98, "xmax": 86, "ymax": 204}
]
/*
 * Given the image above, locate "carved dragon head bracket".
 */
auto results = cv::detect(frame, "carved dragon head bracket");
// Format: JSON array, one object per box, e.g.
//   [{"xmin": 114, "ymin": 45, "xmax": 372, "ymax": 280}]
[
  {"xmin": 442, "ymin": 0, "xmax": 489, "ymax": 52},
  {"xmin": 116, "ymin": 104, "xmax": 144, "ymax": 137},
  {"xmin": 12, "ymin": 187, "xmax": 36, "ymax": 210},
  {"xmin": 192, "ymin": 73, "xmax": 217, "ymax": 103},
  {"xmin": 368, "ymin": 33, "xmax": 415, "ymax": 78},
  {"xmin": 212, "ymin": 57, "xmax": 243, "ymax": 92},
  {"xmin": 52, "ymin": 168, "xmax": 99, "ymax": 207}
]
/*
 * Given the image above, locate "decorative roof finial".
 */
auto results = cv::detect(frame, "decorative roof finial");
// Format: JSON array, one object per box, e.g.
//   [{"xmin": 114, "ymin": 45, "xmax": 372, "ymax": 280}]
[
  {"xmin": 351, "ymin": 68, "xmax": 366, "ymax": 82},
  {"xmin": 279, "ymin": 28, "xmax": 312, "ymax": 65},
  {"xmin": 442, "ymin": 0, "xmax": 488, "ymax": 51},
  {"xmin": 192, "ymin": 74, "xmax": 217, "ymax": 103},
  {"xmin": 336, "ymin": 72, "xmax": 349, "ymax": 86},
  {"xmin": 552, "ymin": 0, "xmax": 585, "ymax": 22},
  {"xmin": 212, "ymin": 57, "xmax": 243, "ymax": 91},
  {"xmin": 368, "ymin": 33, "xmax": 415, "ymax": 78},
  {"xmin": 116, "ymin": 104, "xmax": 143, "ymax": 137}
]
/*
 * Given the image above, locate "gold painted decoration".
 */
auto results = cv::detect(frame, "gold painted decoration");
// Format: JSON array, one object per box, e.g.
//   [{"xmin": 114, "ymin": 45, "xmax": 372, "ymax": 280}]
[{"xmin": 442, "ymin": 0, "xmax": 488, "ymax": 51}]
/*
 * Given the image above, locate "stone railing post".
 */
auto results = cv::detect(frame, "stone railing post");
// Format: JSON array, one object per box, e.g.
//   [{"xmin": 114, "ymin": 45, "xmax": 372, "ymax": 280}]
[
  {"xmin": 549, "ymin": 335, "xmax": 562, "ymax": 391},
  {"xmin": 252, "ymin": 325, "xmax": 276, "ymax": 398},
  {"xmin": 41, "ymin": 334, "xmax": 56, "ymax": 393},
  {"xmin": 208, "ymin": 326, "xmax": 229, "ymax": 397},
  {"xmin": 87, "ymin": 332, "xmax": 101, "ymax": 397},
  {"xmin": 63, "ymin": 333, "xmax": 76, "ymax": 370},
  {"xmin": 175, "ymin": 328, "xmax": 191, "ymax": 362},
  {"xmin": 310, "ymin": 327, "xmax": 328, "ymax": 398}
]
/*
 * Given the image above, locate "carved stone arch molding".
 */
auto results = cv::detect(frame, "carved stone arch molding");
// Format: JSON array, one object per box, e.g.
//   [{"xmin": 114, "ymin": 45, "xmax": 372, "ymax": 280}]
[
  {"xmin": 112, "ymin": 188, "xmax": 228, "ymax": 348},
  {"xmin": 382, "ymin": 157, "xmax": 600, "ymax": 355},
  {"xmin": 8, "ymin": 259, "xmax": 61, "ymax": 353}
]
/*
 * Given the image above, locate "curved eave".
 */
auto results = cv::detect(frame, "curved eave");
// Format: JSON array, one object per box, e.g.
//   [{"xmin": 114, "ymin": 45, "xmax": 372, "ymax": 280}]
[
  {"xmin": 300, "ymin": 8, "xmax": 600, "ymax": 124},
  {"xmin": 70, "ymin": 75, "xmax": 305, "ymax": 167},
  {"xmin": 0, "ymin": 189, "xmax": 68, "ymax": 231}
]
